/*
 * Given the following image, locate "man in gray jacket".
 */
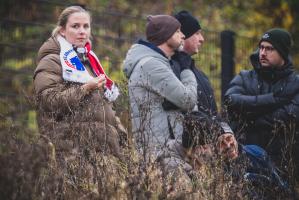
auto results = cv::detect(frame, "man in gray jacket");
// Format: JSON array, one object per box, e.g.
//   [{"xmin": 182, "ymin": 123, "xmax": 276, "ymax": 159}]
[{"xmin": 123, "ymin": 15, "xmax": 197, "ymax": 161}]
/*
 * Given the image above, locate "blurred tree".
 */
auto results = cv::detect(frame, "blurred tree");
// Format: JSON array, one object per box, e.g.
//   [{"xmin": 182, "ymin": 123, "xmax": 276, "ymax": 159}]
[{"xmin": 0, "ymin": 0, "xmax": 298, "ymax": 132}]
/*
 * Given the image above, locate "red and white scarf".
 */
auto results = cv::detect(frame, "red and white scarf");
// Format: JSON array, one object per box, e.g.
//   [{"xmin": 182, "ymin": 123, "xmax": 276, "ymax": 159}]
[{"xmin": 57, "ymin": 35, "xmax": 119, "ymax": 102}]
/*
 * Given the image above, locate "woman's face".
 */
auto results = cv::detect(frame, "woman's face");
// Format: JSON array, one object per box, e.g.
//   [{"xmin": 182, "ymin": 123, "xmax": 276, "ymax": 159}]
[{"xmin": 60, "ymin": 12, "xmax": 91, "ymax": 47}]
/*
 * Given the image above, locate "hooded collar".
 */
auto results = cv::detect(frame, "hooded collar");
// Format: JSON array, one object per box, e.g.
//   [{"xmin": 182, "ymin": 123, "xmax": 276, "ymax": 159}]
[
  {"xmin": 137, "ymin": 39, "xmax": 168, "ymax": 59},
  {"xmin": 250, "ymin": 49, "xmax": 294, "ymax": 82}
]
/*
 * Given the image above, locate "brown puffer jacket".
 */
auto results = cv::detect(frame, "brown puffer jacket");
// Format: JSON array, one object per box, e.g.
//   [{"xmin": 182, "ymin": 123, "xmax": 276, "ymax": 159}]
[{"xmin": 33, "ymin": 36, "xmax": 123, "ymax": 158}]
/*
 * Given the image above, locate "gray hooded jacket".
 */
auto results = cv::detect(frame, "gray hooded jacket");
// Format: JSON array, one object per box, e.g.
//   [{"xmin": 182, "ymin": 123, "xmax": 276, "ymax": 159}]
[{"xmin": 123, "ymin": 41, "xmax": 197, "ymax": 156}]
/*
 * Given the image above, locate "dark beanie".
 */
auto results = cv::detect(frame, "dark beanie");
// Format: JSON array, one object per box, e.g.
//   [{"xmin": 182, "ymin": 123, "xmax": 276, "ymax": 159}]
[
  {"xmin": 259, "ymin": 28, "xmax": 293, "ymax": 61},
  {"xmin": 146, "ymin": 15, "xmax": 181, "ymax": 46},
  {"xmin": 174, "ymin": 10, "xmax": 201, "ymax": 39}
]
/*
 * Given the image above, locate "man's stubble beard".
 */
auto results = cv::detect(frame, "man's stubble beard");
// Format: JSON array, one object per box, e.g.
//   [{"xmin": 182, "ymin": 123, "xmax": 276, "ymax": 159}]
[{"xmin": 167, "ymin": 38, "xmax": 184, "ymax": 52}]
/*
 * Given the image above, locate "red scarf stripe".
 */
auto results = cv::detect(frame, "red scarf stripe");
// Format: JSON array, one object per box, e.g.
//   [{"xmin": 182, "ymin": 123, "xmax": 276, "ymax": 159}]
[{"xmin": 85, "ymin": 43, "xmax": 113, "ymax": 89}]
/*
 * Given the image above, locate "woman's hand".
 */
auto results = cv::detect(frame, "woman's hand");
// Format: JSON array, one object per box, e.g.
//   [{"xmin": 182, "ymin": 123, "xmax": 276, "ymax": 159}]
[{"xmin": 82, "ymin": 74, "xmax": 106, "ymax": 93}]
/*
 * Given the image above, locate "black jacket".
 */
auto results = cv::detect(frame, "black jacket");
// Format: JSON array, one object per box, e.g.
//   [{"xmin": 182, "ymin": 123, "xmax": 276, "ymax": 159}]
[
  {"xmin": 224, "ymin": 50, "xmax": 299, "ymax": 162},
  {"xmin": 169, "ymin": 51, "xmax": 218, "ymax": 116}
]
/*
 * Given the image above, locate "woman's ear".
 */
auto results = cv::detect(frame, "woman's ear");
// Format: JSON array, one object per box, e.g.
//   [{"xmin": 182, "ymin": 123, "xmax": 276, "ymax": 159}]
[{"xmin": 59, "ymin": 27, "xmax": 65, "ymax": 37}]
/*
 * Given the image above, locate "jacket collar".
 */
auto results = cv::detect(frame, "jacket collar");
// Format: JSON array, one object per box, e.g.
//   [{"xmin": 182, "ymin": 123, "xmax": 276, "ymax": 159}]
[{"xmin": 137, "ymin": 39, "xmax": 168, "ymax": 59}]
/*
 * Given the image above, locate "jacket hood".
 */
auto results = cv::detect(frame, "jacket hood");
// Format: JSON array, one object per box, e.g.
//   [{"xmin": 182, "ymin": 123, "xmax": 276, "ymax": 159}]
[
  {"xmin": 36, "ymin": 36, "xmax": 60, "ymax": 64},
  {"xmin": 250, "ymin": 49, "xmax": 294, "ymax": 82},
  {"xmin": 123, "ymin": 40, "xmax": 169, "ymax": 78}
]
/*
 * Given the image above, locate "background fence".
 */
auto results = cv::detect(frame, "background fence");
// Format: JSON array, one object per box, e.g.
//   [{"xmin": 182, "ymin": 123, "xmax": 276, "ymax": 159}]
[{"xmin": 0, "ymin": 0, "xmax": 258, "ymax": 132}]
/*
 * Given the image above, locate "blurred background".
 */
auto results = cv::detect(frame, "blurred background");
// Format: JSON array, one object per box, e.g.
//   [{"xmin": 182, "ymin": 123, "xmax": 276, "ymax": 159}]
[{"xmin": 0, "ymin": 0, "xmax": 298, "ymax": 134}]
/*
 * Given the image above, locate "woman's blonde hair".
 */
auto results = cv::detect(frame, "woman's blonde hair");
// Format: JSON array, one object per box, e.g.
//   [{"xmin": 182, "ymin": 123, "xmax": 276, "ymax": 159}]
[{"xmin": 52, "ymin": 6, "xmax": 91, "ymax": 37}]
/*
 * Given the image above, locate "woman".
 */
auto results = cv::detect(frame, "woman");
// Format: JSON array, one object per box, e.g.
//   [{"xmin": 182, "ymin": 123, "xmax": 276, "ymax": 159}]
[{"xmin": 33, "ymin": 6, "xmax": 125, "ymax": 196}]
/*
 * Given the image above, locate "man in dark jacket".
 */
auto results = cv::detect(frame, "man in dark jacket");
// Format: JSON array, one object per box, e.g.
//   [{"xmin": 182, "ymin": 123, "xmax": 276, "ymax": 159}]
[
  {"xmin": 162, "ymin": 10, "xmax": 234, "ymax": 146},
  {"xmin": 164, "ymin": 110, "xmax": 292, "ymax": 198},
  {"xmin": 225, "ymin": 28, "xmax": 299, "ymax": 190},
  {"xmin": 170, "ymin": 10, "xmax": 218, "ymax": 116},
  {"xmin": 181, "ymin": 110, "xmax": 292, "ymax": 199}
]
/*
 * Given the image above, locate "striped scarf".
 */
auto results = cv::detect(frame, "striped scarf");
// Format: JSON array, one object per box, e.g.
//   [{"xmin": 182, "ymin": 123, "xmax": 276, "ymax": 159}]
[{"xmin": 57, "ymin": 35, "xmax": 119, "ymax": 102}]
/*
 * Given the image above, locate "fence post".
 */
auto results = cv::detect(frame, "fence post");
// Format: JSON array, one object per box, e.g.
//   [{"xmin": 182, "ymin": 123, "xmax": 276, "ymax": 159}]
[{"xmin": 221, "ymin": 30, "xmax": 235, "ymax": 103}]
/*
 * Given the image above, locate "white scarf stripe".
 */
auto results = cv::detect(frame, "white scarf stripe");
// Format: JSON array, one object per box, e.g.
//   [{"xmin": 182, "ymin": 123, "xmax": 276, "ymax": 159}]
[{"xmin": 57, "ymin": 35, "xmax": 119, "ymax": 102}]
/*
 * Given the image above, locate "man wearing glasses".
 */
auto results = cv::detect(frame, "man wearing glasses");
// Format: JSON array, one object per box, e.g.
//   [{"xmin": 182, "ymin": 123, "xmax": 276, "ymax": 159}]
[{"xmin": 224, "ymin": 28, "xmax": 299, "ymax": 196}]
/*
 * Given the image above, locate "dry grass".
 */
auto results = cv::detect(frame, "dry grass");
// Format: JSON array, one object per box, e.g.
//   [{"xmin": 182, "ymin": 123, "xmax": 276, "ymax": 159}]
[{"xmin": 0, "ymin": 86, "xmax": 297, "ymax": 199}]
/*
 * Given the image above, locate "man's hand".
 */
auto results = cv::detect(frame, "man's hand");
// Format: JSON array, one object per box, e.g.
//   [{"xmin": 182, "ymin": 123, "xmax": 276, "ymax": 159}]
[
  {"xmin": 216, "ymin": 133, "xmax": 238, "ymax": 160},
  {"xmin": 177, "ymin": 52, "xmax": 194, "ymax": 72}
]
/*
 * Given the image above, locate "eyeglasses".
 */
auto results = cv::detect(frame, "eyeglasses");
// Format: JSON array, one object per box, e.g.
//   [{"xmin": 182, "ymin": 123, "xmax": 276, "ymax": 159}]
[{"xmin": 259, "ymin": 45, "xmax": 275, "ymax": 54}]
